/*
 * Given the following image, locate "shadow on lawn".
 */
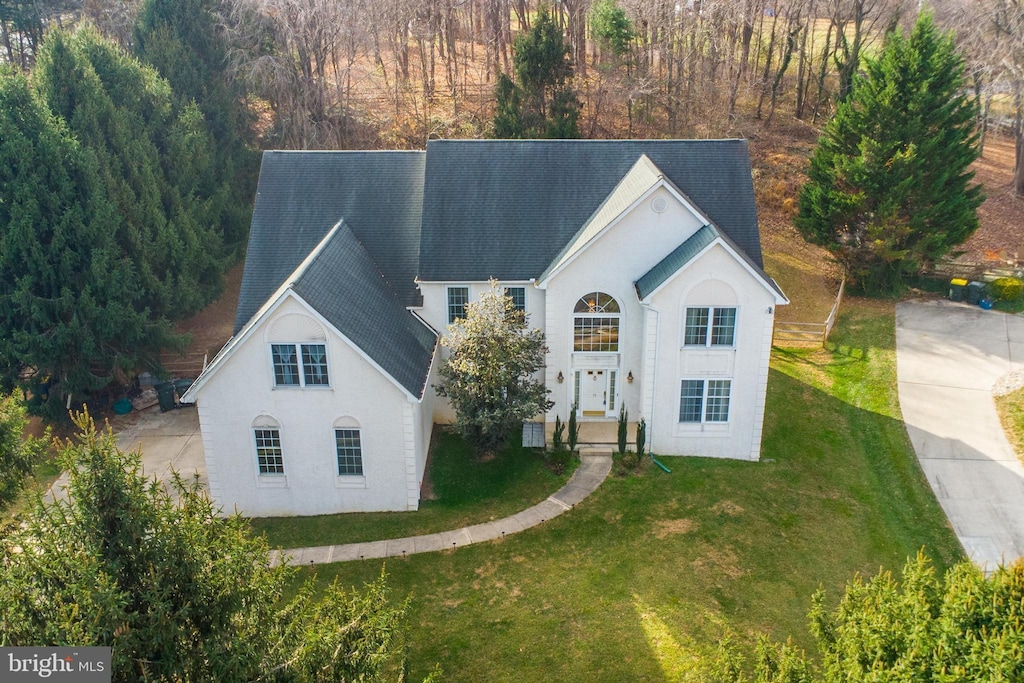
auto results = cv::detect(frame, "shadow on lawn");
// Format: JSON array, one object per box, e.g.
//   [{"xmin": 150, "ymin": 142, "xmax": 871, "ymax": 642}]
[{"xmin": 302, "ymin": 365, "xmax": 964, "ymax": 682}]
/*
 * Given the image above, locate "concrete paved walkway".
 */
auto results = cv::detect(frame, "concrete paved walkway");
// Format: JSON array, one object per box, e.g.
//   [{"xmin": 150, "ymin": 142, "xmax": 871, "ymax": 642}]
[
  {"xmin": 47, "ymin": 405, "xmax": 207, "ymax": 502},
  {"xmin": 271, "ymin": 453, "xmax": 613, "ymax": 567},
  {"xmin": 896, "ymin": 300, "xmax": 1024, "ymax": 570}
]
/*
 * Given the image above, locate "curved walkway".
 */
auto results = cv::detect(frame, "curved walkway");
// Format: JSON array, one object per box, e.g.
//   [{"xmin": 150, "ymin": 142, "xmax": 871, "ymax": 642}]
[
  {"xmin": 271, "ymin": 453, "xmax": 613, "ymax": 567},
  {"xmin": 896, "ymin": 300, "xmax": 1024, "ymax": 571}
]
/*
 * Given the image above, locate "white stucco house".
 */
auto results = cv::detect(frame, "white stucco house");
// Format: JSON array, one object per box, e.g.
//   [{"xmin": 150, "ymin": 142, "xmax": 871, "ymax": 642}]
[{"xmin": 182, "ymin": 140, "xmax": 788, "ymax": 517}]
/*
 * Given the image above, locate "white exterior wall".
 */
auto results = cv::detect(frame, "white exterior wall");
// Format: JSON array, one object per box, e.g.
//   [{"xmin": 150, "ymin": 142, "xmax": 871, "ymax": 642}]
[
  {"xmin": 195, "ymin": 295, "xmax": 424, "ymax": 516},
  {"xmin": 416, "ymin": 280, "xmax": 546, "ymax": 424},
  {"xmin": 542, "ymin": 186, "xmax": 705, "ymax": 425},
  {"xmin": 645, "ymin": 244, "xmax": 777, "ymax": 460}
]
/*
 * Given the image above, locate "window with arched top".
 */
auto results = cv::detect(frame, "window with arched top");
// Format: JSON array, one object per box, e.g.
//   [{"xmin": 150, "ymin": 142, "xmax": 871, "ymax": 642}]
[
  {"xmin": 574, "ymin": 292, "xmax": 620, "ymax": 352},
  {"xmin": 332, "ymin": 417, "xmax": 363, "ymax": 476},
  {"xmin": 251, "ymin": 416, "xmax": 284, "ymax": 475}
]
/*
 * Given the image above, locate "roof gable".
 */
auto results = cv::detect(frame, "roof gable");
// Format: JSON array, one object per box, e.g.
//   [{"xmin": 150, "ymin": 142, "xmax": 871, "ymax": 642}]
[
  {"xmin": 539, "ymin": 155, "xmax": 721, "ymax": 284},
  {"xmin": 292, "ymin": 223, "xmax": 437, "ymax": 398},
  {"xmin": 235, "ymin": 150, "xmax": 425, "ymax": 333},
  {"xmin": 635, "ymin": 224, "xmax": 788, "ymax": 303},
  {"xmin": 418, "ymin": 139, "xmax": 764, "ymax": 282},
  {"xmin": 187, "ymin": 224, "xmax": 436, "ymax": 402}
]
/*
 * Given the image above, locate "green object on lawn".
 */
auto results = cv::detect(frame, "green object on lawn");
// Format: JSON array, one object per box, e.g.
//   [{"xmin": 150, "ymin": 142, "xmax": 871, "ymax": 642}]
[{"xmin": 650, "ymin": 454, "xmax": 671, "ymax": 473}]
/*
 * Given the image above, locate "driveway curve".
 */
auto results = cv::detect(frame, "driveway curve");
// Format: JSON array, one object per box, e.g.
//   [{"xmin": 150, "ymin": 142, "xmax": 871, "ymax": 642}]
[{"xmin": 896, "ymin": 299, "xmax": 1024, "ymax": 570}]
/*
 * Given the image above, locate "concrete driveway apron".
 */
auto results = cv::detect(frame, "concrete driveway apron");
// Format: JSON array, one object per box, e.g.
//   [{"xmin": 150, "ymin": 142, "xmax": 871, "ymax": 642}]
[{"xmin": 896, "ymin": 299, "xmax": 1024, "ymax": 570}]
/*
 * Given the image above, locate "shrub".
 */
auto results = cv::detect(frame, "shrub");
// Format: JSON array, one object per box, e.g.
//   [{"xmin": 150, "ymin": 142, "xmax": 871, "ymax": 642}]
[
  {"xmin": 991, "ymin": 277, "xmax": 1023, "ymax": 302},
  {"xmin": 636, "ymin": 418, "xmax": 646, "ymax": 458},
  {"xmin": 617, "ymin": 405, "xmax": 628, "ymax": 455},
  {"xmin": 0, "ymin": 391, "xmax": 48, "ymax": 508},
  {"xmin": 552, "ymin": 415, "xmax": 564, "ymax": 451},
  {"xmin": 567, "ymin": 406, "xmax": 579, "ymax": 452},
  {"xmin": 545, "ymin": 448, "xmax": 572, "ymax": 475},
  {"xmin": 614, "ymin": 451, "xmax": 638, "ymax": 476}
]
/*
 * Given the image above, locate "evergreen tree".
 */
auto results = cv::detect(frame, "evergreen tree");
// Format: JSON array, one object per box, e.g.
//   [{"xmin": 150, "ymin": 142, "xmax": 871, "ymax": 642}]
[
  {"xmin": 714, "ymin": 554, "xmax": 1024, "ymax": 682},
  {"xmin": 35, "ymin": 27, "xmax": 224, "ymax": 319},
  {"xmin": 492, "ymin": 5, "xmax": 581, "ymax": 139},
  {"xmin": 135, "ymin": 0, "xmax": 257, "ymax": 254},
  {"xmin": 795, "ymin": 14, "xmax": 983, "ymax": 295},
  {"xmin": 0, "ymin": 66, "xmax": 176, "ymax": 414},
  {"xmin": 590, "ymin": 0, "xmax": 635, "ymax": 61},
  {"xmin": 436, "ymin": 281, "xmax": 553, "ymax": 454},
  {"xmin": 0, "ymin": 413, "xmax": 427, "ymax": 682},
  {"xmin": 0, "ymin": 391, "xmax": 47, "ymax": 508}
]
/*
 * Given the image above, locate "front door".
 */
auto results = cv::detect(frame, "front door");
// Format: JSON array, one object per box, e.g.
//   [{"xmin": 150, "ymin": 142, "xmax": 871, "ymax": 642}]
[{"xmin": 579, "ymin": 369, "xmax": 607, "ymax": 416}]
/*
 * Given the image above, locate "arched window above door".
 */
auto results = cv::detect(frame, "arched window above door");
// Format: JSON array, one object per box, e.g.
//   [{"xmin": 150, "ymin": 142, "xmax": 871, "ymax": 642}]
[{"xmin": 574, "ymin": 292, "xmax": 620, "ymax": 352}]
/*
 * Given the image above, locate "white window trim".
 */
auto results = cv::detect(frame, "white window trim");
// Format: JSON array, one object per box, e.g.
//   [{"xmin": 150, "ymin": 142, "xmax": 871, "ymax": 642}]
[
  {"xmin": 678, "ymin": 378, "xmax": 733, "ymax": 425},
  {"xmin": 269, "ymin": 342, "xmax": 331, "ymax": 389},
  {"xmin": 682, "ymin": 306, "xmax": 739, "ymax": 348},
  {"xmin": 446, "ymin": 285, "xmax": 471, "ymax": 325},
  {"xmin": 572, "ymin": 292, "xmax": 623, "ymax": 355},
  {"xmin": 253, "ymin": 424, "xmax": 289, "ymax": 487},
  {"xmin": 504, "ymin": 286, "xmax": 527, "ymax": 313}
]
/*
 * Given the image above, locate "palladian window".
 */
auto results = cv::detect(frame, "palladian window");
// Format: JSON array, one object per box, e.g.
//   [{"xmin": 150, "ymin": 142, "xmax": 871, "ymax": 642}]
[{"xmin": 573, "ymin": 292, "xmax": 620, "ymax": 352}]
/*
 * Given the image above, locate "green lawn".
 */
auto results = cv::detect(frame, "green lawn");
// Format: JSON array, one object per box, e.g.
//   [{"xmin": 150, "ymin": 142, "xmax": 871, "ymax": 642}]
[
  {"xmin": 250, "ymin": 431, "xmax": 574, "ymax": 547},
  {"xmin": 295, "ymin": 299, "xmax": 962, "ymax": 681}
]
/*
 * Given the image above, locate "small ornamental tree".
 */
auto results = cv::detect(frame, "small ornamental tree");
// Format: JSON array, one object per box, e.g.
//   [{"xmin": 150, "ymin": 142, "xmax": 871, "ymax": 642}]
[
  {"xmin": 436, "ymin": 281, "xmax": 553, "ymax": 454},
  {"xmin": 0, "ymin": 412, "xmax": 428, "ymax": 682},
  {"xmin": 795, "ymin": 13, "xmax": 983, "ymax": 295}
]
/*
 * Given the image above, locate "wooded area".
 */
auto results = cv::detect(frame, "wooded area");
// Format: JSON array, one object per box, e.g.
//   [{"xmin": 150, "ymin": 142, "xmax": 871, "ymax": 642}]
[
  {"xmin": 0, "ymin": 0, "xmax": 1021, "ymax": 411},
  {"xmin": 2, "ymin": 0, "xmax": 1022, "ymax": 157}
]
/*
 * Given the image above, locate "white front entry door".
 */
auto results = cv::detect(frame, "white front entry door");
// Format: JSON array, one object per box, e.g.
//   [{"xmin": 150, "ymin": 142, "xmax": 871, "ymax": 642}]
[{"xmin": 580, "ymin": 369, "xmax": 607, "ymax": 416}]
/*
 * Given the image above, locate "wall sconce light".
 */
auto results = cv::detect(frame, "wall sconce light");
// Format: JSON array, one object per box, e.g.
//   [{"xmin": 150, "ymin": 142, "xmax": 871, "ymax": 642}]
[
  {"xmin": 766, "ymin": 306, "xmax": 773, "ymax": 314},
  {"xmin": 626, "ymin": 371, "xmax": 634, "ymax": 383},
  {"xmin": 557, "ymin": 371, "xmax": 564, "ymax": 384}
]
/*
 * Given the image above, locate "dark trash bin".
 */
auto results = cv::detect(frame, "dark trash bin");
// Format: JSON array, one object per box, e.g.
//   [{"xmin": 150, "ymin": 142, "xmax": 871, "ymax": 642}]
[
  {"xmin": 949, "ymin": 278, "xmax": 967, "ymax": 302},
  {"xmin": 156, "ymin": 382, "xmax": 176, "ymax": 412},
  {"xmin": 173, "ymin": 378, "xmax": 195, "ymax": 406},
  {"xmin": 966, "ymin": 281, "xmax": 986, "ymax": 305}
]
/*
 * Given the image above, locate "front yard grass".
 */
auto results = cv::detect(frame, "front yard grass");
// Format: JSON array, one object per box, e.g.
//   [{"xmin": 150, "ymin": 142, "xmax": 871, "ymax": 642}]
[
  {"xmin": 249, "ymin": 431, "xmax": 573, "ymax": 547},
  {"xmin": 298, "ymin": 299, "xmax": 962, "ymax": 682}
]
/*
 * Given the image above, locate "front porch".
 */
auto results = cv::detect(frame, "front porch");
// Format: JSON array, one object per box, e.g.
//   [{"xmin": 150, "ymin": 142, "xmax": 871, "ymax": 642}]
[{"xmin": 524, "ymin": 420, "xmax": 642, "ymax": 452}]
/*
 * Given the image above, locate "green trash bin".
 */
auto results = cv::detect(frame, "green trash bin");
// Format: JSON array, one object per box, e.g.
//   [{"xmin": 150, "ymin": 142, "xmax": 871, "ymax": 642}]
[
  {"xmin": 173, "ymin": 378, "xmax": 194, "ymax": 405},
  {"xmin": 966, "ymin": 281, "xmax": 986, "ymax": 305},
  {"xmin": 155, "ymin": 382, "xmax": 176, "ymax": 412},
  {"xmin": 949, "ymin": 278, "xmax": 967, "ymax": 302}
]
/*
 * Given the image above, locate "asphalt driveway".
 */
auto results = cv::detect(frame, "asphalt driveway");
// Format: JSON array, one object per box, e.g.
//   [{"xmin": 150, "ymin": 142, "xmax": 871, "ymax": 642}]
[{"xmin": 896, "ymin": 299, "xmax": 1024, "ymax": 570}]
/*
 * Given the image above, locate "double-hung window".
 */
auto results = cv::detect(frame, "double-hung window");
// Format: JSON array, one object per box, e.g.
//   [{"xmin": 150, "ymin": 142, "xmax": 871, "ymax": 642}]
[
  {"xmin": 271, "ymin": 343, "xmax": 329, "ymax": 387},
  {"xmin": 679, "ymin": 379, "xmax": 732, "ymax": 423},
  {"xmin": 335, "ymin": 429, "xmax": 364, "ymax": 476},
  {"xmin": 254, "ymin": 428, "xmax": 284, "ymax": 474},
  {"xmin": 683, "ymin": 307, "xmax": 737, "ymax": 347},
  {"xmin": 447, "ymin": 287, "xmax": 470, "ymax": 324},
  {"xmin": 504, "ymin": 287, "xmax": 526, "ymax": 313}
]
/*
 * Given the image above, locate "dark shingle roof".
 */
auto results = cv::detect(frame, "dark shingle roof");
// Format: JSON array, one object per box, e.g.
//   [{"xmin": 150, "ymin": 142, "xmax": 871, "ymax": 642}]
[
  {"xmin": 235, "ymin": 150, "xmax": 425, "ymax": 333},
  {"xmin": 635, "ymin": 223, "xmax": 787, "ymax": 301},
  {"xmin": 635, "ymin": 225, "xmax": 719, "ymax": 299},
  {"xmin": 292, "ymin": 223, "xmax": 437, "ymax": 398},
  {"xmin": 419, "ymin": 139, "xmax": 763, "ymax": 282}
]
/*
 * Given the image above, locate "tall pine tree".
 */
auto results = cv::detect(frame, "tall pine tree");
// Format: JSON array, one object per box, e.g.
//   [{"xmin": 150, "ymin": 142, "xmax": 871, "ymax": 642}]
[
  {"xmin": 0, "ymin": 67, "xmax": 177, "ymax": 413},
  {"xmin": 35, "ymin": 27, "xmax": 225, "ymax": 319},
  {"xmin": 135, "ymin": 0, "xmax": 257, "ymax": 254},
  {"xmin": 795, "ymin": 13, "xmax": 983, "ymax": 295},
  {"xmin": 492, "ymin": 5, "xmax": 581, "ymax": 139}
]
